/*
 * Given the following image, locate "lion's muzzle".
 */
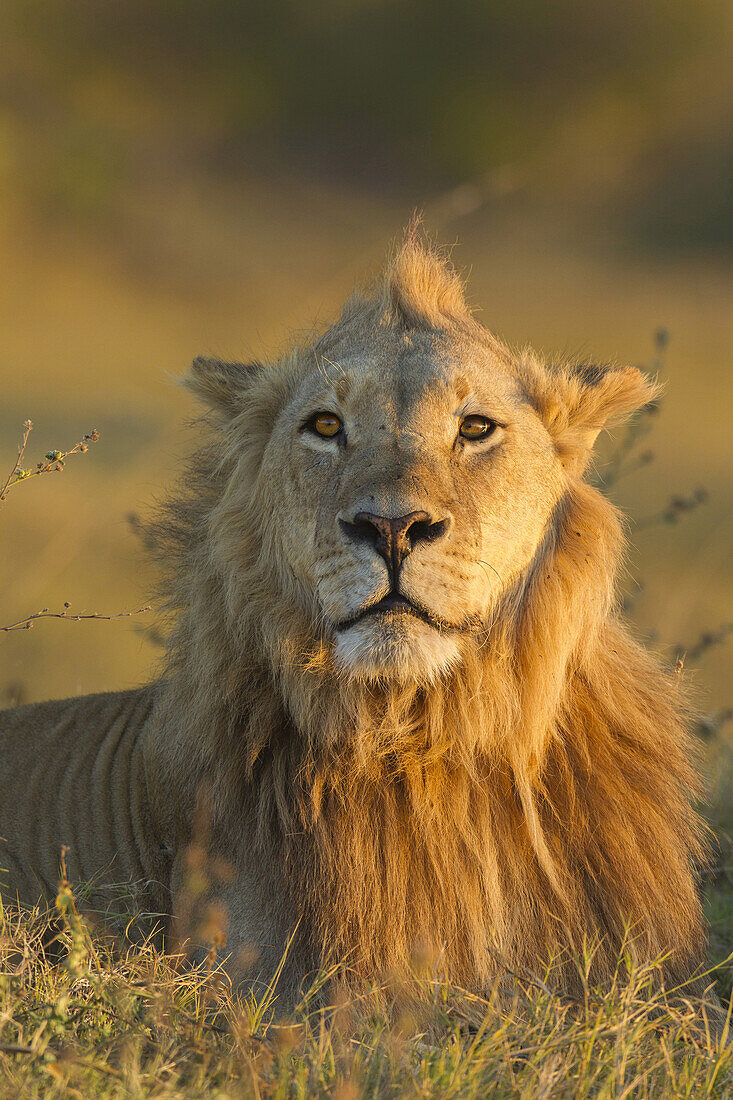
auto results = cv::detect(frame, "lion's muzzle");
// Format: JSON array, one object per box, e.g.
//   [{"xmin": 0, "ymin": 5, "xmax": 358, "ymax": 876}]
[{"xmin": 339, "ymin": 509, "xmax": 451, "ymax": 584}]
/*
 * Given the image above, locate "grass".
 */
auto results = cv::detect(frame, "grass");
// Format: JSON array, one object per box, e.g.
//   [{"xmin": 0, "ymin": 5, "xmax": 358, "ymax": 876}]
[{"xmin": 0, "ymin": 885, "xmax": 732, "ymax": 1099}]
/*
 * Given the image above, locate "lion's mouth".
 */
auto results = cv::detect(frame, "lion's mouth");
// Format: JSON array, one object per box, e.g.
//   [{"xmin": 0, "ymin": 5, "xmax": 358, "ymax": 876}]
[{"xmin": 335, "ymin": 592, "xmax": 453, "ymax": 632}]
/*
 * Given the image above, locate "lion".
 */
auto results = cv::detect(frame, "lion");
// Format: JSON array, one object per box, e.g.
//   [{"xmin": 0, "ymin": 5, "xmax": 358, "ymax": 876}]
[{"xmin": 0, "ymin": 232, "xmax": 709, "ymax": 1002}]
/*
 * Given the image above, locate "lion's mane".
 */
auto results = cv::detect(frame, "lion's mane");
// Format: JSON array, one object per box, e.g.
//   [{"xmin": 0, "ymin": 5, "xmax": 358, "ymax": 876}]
[{"xmin": 148, "ymin": 239, "xmax": 707, "ymax": 994}]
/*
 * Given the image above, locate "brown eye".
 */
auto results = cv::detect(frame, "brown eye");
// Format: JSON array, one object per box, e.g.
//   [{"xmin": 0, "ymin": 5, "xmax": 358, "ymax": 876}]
[
  {"xmin": 459, "ymin": 414, "xmax": 496, "ymax": 440},
  {"xmin": 311, "ymin": 413, "xmax": 343, "ymax": 438}
]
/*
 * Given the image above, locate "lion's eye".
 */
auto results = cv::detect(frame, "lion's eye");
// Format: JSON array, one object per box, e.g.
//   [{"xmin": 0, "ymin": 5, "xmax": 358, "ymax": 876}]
[
  {"xmin": 310, "ymin": 412, "xmax": 343, "ymax": 438},
  {"xmin": 459, "ymin": 414, "xmax": 496, "ymax": 440}
]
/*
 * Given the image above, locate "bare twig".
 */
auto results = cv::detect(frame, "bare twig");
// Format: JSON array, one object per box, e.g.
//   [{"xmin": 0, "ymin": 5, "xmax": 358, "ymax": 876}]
[
  {"xmin": 596, "ymin": 406, "xmax": 659, "ymax": 490},
  {"xmin": 674, "ymin": 623, "xmax": 733, "ymax": 664},
  {"xmin": 0, "ymin": 423, "xmax": 100, "ymax": 506},
  {"xmin": 1, "ymin": 422, "xmax": 150, "ymax": 639},
  {"xmin": 635, "ymin": 488, "xmax": 708, "ymax": 531},
  {"xmin": 0, "ymin": 419, "xmax": 33, "ymax": 502},
  {"xmin": 1, "ymin": 604, "xmax": 151, "ymax": 634}
]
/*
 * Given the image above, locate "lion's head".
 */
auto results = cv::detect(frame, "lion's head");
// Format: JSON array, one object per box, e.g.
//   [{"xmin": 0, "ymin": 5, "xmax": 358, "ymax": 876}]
[{"xmin": 184, "ymin": 234, "xmax": 654, "ymax": 688}]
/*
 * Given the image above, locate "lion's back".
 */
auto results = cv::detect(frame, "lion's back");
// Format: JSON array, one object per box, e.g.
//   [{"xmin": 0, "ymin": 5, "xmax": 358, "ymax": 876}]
[{"xmin": 0, "ymin": 686, "xmax": 169, "ymax": 923}]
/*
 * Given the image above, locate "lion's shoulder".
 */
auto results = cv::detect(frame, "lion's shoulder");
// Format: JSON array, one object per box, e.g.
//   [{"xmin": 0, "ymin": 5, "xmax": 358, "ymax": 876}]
[
  {"xmin": 0, "ymin": 685, "xmax": 158, "ymax": 741},
  {"xmin": 0, "ymin": 683, "xmax": 166, "ymax": 915}
]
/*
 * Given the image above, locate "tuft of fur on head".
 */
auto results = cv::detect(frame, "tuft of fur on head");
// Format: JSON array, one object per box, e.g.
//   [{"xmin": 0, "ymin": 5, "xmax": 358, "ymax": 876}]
[
  {"xmin": 331, "ymin": 221, "xmax": 511, "ymax": 364},
  {"xmin": 147, "ymin": 231, "xmax": 708, "ymax": 996},
  {"xmin": 383, "ymin": 223, "xmax": 473, "ymax": 329}
]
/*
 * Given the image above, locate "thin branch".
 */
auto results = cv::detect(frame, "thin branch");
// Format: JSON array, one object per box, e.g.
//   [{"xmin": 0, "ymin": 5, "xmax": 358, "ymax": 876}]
[
  {"xmin": 597, "ymin": 406, "xmax": 659, "ymax": 490},
  {"xmin": 1, "ymin": 604, "xmax": 151, "ymax": 633},
  {"xmin": 634, "ymin": 488, "xmax": 708, "ymax": 532},
  {"xmin": 0, "ymin": 424, "xmax": 100, "ymax": 506},
  {"xmin": 0, "ymin": 419, "xmax": 33, "ymax": 502},
  {"xmin": 674, "ymin": 622, "xmax": 733, "ymax": 664}
]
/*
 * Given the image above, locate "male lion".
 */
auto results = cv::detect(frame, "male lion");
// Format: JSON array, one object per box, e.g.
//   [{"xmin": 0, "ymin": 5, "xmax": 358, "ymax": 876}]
[{"xmin": 0, "ymin": 234, "xmax": 708, "ymax": 1001}]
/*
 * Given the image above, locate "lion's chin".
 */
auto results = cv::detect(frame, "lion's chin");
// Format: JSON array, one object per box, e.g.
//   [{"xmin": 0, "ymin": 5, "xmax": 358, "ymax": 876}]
[{"xmin": 332, "ymin": 614, "xmax": 462, "ymax": 683}]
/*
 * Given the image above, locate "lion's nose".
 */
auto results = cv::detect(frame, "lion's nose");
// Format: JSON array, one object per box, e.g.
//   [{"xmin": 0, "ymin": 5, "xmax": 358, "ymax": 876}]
[{"xmin": 340, "ymin": 510, "xmax": 450, "ymax": 579}]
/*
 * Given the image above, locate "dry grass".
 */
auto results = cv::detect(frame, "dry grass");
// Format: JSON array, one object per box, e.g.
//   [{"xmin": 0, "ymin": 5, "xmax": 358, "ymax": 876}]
[{"xmin": 0, "ymin": 884, "xmax": 731, "ymax": 1099}]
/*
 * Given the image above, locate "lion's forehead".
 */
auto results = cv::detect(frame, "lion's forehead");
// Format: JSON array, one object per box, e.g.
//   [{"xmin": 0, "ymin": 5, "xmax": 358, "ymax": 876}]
[{"xmin": 310, "ymin": 331, "xmax": 522, "ymax": 429}]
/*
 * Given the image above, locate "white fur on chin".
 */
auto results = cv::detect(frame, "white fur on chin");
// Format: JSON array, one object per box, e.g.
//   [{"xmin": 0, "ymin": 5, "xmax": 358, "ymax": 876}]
[{"xmin": 333, "ymin": 615, "xmax": 462, "ymax": 683}]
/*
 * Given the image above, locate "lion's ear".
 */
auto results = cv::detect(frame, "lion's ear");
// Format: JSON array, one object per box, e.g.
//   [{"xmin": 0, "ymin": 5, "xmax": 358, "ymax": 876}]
[
  {"xmin": 565, "ymin": 364, "xmax": 660, "ymax": 453},
  {"xmin": 526, "ymin": 359, "xmax": 661, "ymax": 474},
  {"xmin": 183, "ymin": 356, "xmax": 261, "ymax": 419}
]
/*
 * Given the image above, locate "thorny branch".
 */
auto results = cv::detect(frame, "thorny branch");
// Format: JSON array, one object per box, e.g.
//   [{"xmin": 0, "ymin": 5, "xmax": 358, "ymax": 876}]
[
  {"xmin": 0, "ymin": 419, "xmax": 33, "ymax": 502},
  {"xmin": 1, "ymin": 604, "xmax": 151, "ymax": 634},
  {"xmin": 587, "ymin": 331, "xmax": 730, "ymax": 736},
  {"xmin": 0, "ymin": 420, "xmax": 100, "ymax": 506},
  {"xmin": 635, "ymin": 488, "xmax": 709, "ymax": 531}
]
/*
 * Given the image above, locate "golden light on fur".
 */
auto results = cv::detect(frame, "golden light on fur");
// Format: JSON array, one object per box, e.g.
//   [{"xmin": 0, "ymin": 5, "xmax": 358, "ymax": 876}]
[{"xmin": 0, "ymin": 229, "xmax": 707, "ymax": 1002}]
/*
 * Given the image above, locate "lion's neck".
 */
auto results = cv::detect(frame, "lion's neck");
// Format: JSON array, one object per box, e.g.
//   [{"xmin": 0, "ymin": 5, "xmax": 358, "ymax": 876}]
[
  {"xmin": 244, "ymin": 644, "xmax": 590, "ymax": 985},
  {"xmin": 289, "ymin": 751, "xmax": 511, "ymax": 982},
  {"xmin": 248, "ymin": 624, "xmax": 704, "ymax": 991},
  {"xmin": 256, "ymin": 668, "xmax": 516, "ymax": 983}
]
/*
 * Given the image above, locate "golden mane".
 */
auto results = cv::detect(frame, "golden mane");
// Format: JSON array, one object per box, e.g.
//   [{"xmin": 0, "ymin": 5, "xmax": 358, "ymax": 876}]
[{"xmin": 147, "ymin": 238, "xmax": 708, "ymax": 994}]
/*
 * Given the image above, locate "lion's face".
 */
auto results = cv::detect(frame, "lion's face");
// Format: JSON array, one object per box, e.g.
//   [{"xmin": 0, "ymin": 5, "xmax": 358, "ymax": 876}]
[
  {"xmin": 262, "ymin": 325, "xmax": 565, "ymax": 682},
  {"xmin": 191, "ymin": 242, "xmax": 653, "ymax": 684}
]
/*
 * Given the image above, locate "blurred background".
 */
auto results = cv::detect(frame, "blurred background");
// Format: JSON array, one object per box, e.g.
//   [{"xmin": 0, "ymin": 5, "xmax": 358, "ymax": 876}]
[{"xmin": 1, "ymin": 0, "xmax": 731, "ymax": 743}]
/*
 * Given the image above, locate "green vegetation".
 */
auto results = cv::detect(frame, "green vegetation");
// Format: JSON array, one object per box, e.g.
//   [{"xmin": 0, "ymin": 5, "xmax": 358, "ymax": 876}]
[{"xmin": 0, "ymin": 885, "xmax": 731, "ymax": 1099}]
